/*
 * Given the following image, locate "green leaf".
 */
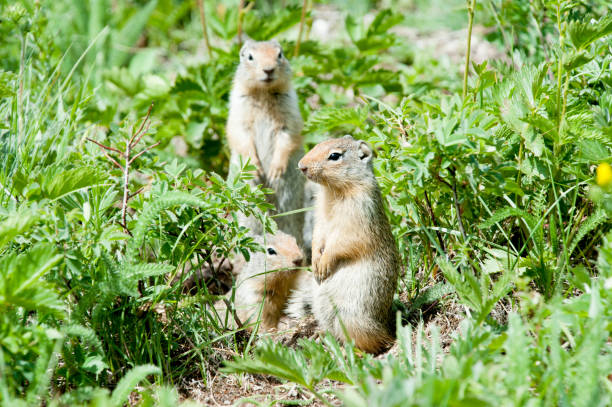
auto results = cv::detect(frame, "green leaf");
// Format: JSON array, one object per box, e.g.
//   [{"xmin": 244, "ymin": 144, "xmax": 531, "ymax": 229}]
[
  {"xmin": 304, "ymin": 106, "xmax": 368, "ymax": 134},
  {"xmin": 122, "ymin": 263, "xmax": 174, "ymax": 280},
  {"xmin": 41, "ymin": 166, "xmax": 106, "ymax": 200},
  {"xmin": 127, "ymin": 191, "xmax": 210, "ymax": 261},
  {"xmin": 408, "ymin": 283, "xmax": 454, "ymax": 313},
  {"xmin": 577, "ymin": 139, "xmax": 610, "ymax": 163},
  {"xmin": 563, "ymin": 50, "xmax": 594, "ymax": 71},
  {"xmin": 223, "ymin": 337, "xmax": 356, "ymax": 390},
  {"xmin": 109, "ymin": 0, "xmax": 158, "ymax": 67},
  {"xmin": 568, "ymin": 209, "xmax": 608, "ymax": 257},
  {"xmin": 479, "ymin": 207, "xmax": 538, "ymax": 231},
  {"xmin": 0, "ymin": 208, "xmax": 39, "ymax": 248},
  {"xmin": 110, "ymin": 364, "xmax": 161, "ymax": 406},
  {"xmin": 243, "ymin": 7, "xmax": 302, "ymax": 41},
  {"xmin": 345, "ymin": 14, "xmax": 361, "ymax": 44},
  {"xmin": 366, "ymin": 9, "xmax": 403, "ymax": 36},
  {"xmin": 567, "ymin": 15, "xmax": 612, "ymax": 50},
  {"xmin": 0, "ymin": 244, "xmax": 64, "ymax": 317}
]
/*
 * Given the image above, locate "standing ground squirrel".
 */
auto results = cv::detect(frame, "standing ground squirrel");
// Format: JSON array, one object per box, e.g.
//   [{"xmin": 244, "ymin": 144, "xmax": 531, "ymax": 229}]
[
  {"xmin": 226, "ymin": 39, "xmax": 305, "ymax": 247},
  {"xmin": 289, "ymin": 135, "xmax": 401, "ymax": 353},
  {"xmin": 233, "ymin": 231, "xmax": 304, "ymax": 332}
]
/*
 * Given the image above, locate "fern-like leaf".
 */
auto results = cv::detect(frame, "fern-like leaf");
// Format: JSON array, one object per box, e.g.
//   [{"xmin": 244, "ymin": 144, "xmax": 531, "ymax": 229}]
[
  {"xmin": 568, "ymin": 209, "xmax": 608, "ymax": 257},
  {"xmin": 63, "ymin": 324, "xmax": 104, "ymax": 351},
  {"xmin": 127, "ymin": 191, "xmax": 208, "ymax": 262},
  {"xmin": 223, "ymin": 337, "xmax": 355, "ymax": 390},
  {"xmin": 478, "ymin": 207, "xmax": 538, "ymax": 231},
  {"xmin": 304, "ymin": 106, "xmax": 368, "ymax": 134}
]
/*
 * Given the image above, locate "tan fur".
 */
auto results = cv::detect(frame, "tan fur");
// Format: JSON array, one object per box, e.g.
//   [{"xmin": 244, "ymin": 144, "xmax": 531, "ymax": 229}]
[
  {"xmin": 226, "ymin": 39, "xmax": 305, "ymax": 249},
  {"xmin": 290, "ymin": 135, "xmax": 401, "ymax": 353},
  {"xmin": 233, "ymin": 231, "xmax": 304, "ymax": 332}
]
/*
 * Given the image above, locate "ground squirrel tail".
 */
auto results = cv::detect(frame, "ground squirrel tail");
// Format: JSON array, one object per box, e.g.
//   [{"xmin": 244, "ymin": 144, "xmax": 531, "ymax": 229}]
[{"xmin": 286, "ymin": 271, "xmax": 314, "ymax": 318}]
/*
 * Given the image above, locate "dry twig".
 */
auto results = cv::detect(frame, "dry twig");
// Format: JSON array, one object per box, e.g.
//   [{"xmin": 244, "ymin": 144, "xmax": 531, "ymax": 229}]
[{"xmin": 86, "ymin": 104, "xmax": 156, "ymax": 235}]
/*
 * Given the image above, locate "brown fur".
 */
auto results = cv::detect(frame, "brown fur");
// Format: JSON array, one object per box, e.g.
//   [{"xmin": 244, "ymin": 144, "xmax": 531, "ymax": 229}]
[
  {"xmin": 226, "ymin": 39, "xmax": 303, "ymax": 181},
  {"xmin": 226, "ymin": 39, "xmax": 305, "ymax": 250},
  {"xmin": 234, "ymin": 231, "xmax": 304, "ymax": 332},
  {"xmin": 289, "ymin": 135, "xmax": 401, "ymax": 353}
]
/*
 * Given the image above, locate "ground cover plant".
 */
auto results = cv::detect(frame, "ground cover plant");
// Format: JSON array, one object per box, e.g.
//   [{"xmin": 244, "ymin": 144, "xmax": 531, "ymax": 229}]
[{"xmin": 1, "ymin": 0, "xmax": 611, "ymax": 405}]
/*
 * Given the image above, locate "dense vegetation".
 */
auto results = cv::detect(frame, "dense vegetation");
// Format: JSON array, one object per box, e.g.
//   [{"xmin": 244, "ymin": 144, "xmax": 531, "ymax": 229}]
[{"xmin": 1, "ymin": 0, "xmax": 611, "ymax": 405}]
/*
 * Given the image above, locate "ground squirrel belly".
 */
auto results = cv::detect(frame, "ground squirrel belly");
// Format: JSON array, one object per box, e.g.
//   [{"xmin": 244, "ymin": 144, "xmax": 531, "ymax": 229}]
[
  {"xmin": 234, "ymin": 231, "xmax": 304, "ymax": 332},
  {"xmin": 226, "ymin": 40, "xmax": 305, "ymax": 248},
  {"xmin": 290, "ymin": 135, "xmax": 401, "ymax": 353}
]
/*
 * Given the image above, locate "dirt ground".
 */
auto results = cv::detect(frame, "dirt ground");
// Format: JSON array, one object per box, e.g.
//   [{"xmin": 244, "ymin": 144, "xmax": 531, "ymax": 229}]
[{"xmin": 176, "ymin": 297, "xmax": 469, "ymax": 406}]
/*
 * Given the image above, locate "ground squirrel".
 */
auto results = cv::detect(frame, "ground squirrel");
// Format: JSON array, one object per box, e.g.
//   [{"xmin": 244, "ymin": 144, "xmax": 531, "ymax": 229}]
[
  {"xmin": 233, "ymin": 231, "xmax": 304, "ymax": 332},
  {"xmin": 289, "ymin": 135, "xmax": 401, "ymax": 353},
  {"xmin": 226, "ymin": 39, "xmax": 305, "ymax": 248}
]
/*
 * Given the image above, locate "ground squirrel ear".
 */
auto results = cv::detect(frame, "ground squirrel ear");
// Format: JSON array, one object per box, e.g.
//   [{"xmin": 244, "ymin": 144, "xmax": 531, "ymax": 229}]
[
  {"xmin": 343, "ymin": 134, "xmax": 354, "ymax": 141},
  {"xmin": 239, "ymin": 39, "xmax": 253, "ymax": 57},
  {"xmin": 358, "ymin": 141, "xmax": 372, "ymax": 162}
]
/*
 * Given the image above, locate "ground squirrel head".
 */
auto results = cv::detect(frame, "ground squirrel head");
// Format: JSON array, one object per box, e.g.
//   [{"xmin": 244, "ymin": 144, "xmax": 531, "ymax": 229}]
[
  {"xmin": 249, "ymin": 231, "xmax": 304, "ymax": 280},
  {"xmin": 298, "ymin": 135, "xmax": 375, "ymax": 191},
  {"xmin": 235, "ymin": 39, "xmax": 292, "ymax": 93}
]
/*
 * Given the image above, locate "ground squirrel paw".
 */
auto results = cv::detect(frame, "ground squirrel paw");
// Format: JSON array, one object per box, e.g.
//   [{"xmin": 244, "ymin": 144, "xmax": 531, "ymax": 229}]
[
  {"xmin": 313, "ymin": 254, "xmax": 333, "ymax": 284},
  {"xmin": 268, "ymin": 157, "xmax": 287, "ymax": 182}
]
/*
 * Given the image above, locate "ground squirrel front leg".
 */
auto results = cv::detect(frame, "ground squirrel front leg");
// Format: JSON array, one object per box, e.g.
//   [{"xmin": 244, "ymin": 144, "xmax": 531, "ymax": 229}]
[
  {"xmin": 313, "ymin": 250, "xmax": 334, "ymax": 284},
  {"xmin": 312, "ymin": 243, "xmax": 325, "ymax": 283},
  {"xmin": 313, "ymin": 237, "xmax": 369, "ymax": 284},
  {"xmin": 238, "ymin": 137, "xmax": 264, "ymax": 178},
  {"xmin": 268, "ymin": 129, "xmax": 298, "ymax": 182}
]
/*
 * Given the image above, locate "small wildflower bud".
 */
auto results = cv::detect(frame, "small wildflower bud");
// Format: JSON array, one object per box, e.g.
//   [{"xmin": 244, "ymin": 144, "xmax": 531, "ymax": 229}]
[{"xmin": 596, "ymin": 163, "xmax": 612, "ymax": 188}]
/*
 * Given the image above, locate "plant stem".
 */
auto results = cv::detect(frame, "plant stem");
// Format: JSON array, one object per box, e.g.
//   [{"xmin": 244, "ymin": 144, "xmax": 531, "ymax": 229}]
[
  {"xmin": 451, "ymin": 173, "xmax": 467, "ymax": 241},
  {"xmin": 237, "ymin": 0, "xmax": 245, "ymax": 46},
  {"xmin": 423, "ymin": 190, "xmax": 447, "ymax": 255},
  {"xmin": 294, "ymin": 0, "xmax": 309, "ymax": 57},
  {"xmin": 463, "ymin": 0, "xmax": 476, "ymax": 101},
  {"xmin": 197, "ymin": 0, "xmax": 212, "ymax": 59},
  {"xmin": 18, "ymin": 32, "xmax": 26, "ymax": 146},
  {"xmin": 309, "ymin": 388, "xmax": 335, "ymax": 407},
  {"xmin": 122, "ymin": 143, "xmax": 131, "ymax": 231},
  {"xmin": 555, "ymin": 3, "xmax": 564, "ymax": 152}
]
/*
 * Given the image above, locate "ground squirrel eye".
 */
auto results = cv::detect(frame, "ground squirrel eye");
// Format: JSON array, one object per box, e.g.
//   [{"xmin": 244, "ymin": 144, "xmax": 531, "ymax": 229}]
[
  {"xmin": 328, "ymin": 152, "xmax": 342, "ymax": 161},
  {"xmin": 267, "ymin": 247, "xmax": 277, "ymax": 255},
  {"xmin": 278, "ymin": 51, "xmax": 283, "ymax": 59},
  {"xmin": 248, "ymin": 54, "xmax": 253, "ymax": 61}
]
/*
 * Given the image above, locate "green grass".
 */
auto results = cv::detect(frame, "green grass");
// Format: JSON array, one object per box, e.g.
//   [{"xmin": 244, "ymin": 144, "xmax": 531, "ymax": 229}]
[{"xmin": 1, "ymin": 0, "xmax": 612, "ymax": 405}]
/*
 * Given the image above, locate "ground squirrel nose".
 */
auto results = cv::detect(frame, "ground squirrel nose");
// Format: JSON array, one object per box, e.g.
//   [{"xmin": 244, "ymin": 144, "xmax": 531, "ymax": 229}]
[
  {"xmin": 263, "ymin": 68, "xmax": 275, "ymax": 76},
  {"xmin": 293, "ymin": 258, "xmax": 303, "ymax": 267},
  {"xmin": 298, "ymin": 162, "xmax": 307, "ymax": 174}
]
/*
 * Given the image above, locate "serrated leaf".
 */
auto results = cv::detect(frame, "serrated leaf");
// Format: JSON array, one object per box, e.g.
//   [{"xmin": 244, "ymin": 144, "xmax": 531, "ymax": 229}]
[
  {"xmin": 366, "ymin": 9, "xmax": 404, "ymax": 36},
  {"xmin": 243, "ymin": 7, "xmax": 302, "ymax": 41},
  {"xmin": 568, "ymin": 15, "xmax": 612, "ymax": 50},
  {"xmin": 41, "ymin": 166, "xmax": 106, "ymax": 200},
  {"xmin": 578, "ymin": 139, "xmax": 610, "ymax": 163},
  {"xmin": 122, "ymin": 263, "xmax": 174, "ymax": 280},
  {"xmin": 345, "ymin": 14, "xmax": 362, "ymax": 44},
  {"xmin": 304, "ymin": 106, "xmax": 368, "ymax": 133},
  {"xmin": 0, "ymin": 244, "xmax": 64, "ymax": 317},
  {"xmin": 0, "ymin": 208, "xmax": 39, "ymax": 247},
  {"xmin": 563, "ymin": 50, "xmax": 594, "ymax": 71}
]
